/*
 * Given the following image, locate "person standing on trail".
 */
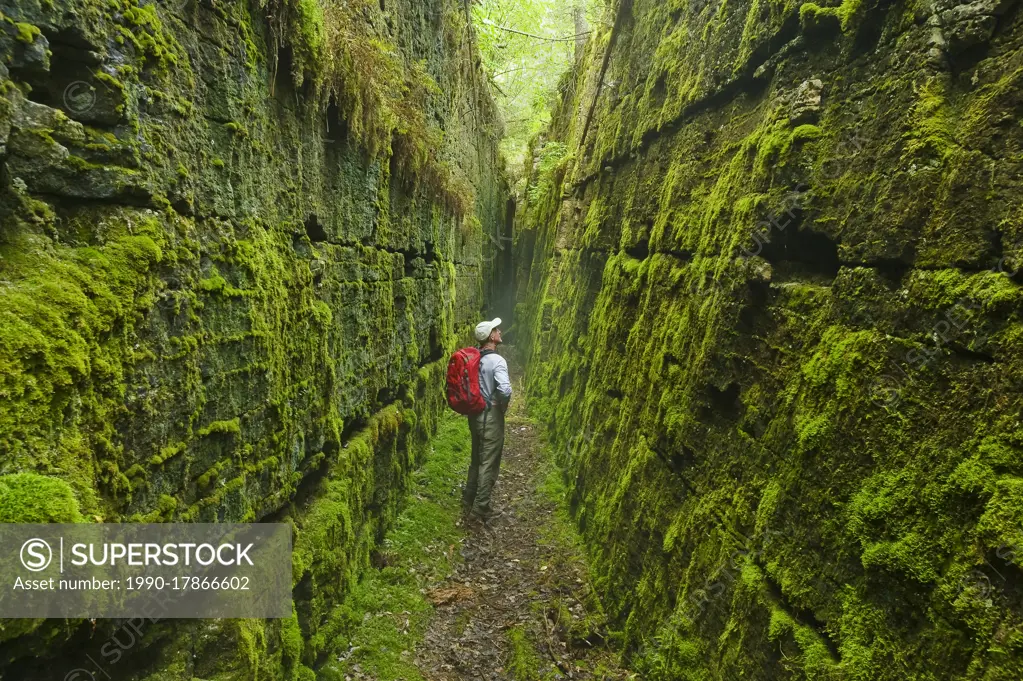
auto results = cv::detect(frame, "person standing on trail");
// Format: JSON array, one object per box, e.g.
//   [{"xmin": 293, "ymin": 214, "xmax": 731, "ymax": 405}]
[{"xmin": 463, "ymin": 317, "xmax": 512, "ymax": 523}]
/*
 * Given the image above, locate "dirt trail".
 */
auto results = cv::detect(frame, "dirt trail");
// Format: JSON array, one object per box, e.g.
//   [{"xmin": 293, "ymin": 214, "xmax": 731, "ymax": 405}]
[{"xmin": 412, "ymin": 376, "xmax": 633, "ymax": 681}]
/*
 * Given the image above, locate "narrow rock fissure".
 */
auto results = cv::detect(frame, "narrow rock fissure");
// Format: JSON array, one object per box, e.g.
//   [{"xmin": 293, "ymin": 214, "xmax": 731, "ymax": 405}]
[{"xmin": 4, "ymin": 0, "xmax": 1023, "ymax": 679}]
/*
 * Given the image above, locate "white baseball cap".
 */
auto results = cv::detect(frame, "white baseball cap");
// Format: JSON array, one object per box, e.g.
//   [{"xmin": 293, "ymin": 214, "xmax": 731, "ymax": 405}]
[{"xmin": 475, "ymin": 317, "xmax": 502, "ymax": 342}]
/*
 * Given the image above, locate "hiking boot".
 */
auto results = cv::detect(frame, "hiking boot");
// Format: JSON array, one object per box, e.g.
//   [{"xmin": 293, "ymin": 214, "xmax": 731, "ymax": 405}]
[
  {"xmin": 480, "ymin": 509, "xmax": 504, "ymax": 526},
  {"xmin": 461, "ymin": 513, "xmax": 487, "ymax": 532}
]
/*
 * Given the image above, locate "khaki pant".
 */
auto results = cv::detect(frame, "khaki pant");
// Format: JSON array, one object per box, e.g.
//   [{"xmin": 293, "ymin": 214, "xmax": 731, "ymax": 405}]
[{"xmin": 463, "ymin": 406, "xmax": 506, "ymax": 518}]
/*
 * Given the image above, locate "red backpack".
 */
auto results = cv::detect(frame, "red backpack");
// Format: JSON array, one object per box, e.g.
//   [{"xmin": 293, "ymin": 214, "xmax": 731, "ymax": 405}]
[{"xmin": 446, "ymin": 347, "xmax": 487, "ymax": 415}]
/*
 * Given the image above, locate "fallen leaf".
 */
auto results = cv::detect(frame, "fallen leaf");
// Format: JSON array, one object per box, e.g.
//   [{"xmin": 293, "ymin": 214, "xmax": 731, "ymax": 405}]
[{"xmin": 427, "ymin": 585, "xmax": 475, "ymax": 605}]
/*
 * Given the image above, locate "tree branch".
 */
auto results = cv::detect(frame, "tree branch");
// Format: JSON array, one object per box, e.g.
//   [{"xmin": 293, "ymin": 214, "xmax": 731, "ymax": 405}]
[
  {"xmin": 480, "ymin": 17, "xmax": 591, "ymax": 42},
  {"xmin": 493, "ymin": 64, "xmax": 549, "ymax": 78}
]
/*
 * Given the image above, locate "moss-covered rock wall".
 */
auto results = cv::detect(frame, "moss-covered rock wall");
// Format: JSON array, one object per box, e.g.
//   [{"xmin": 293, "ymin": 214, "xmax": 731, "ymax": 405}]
[
  {"xmin": 517, "ymin": 0, "xmax": 1023, "ymax": 678},
  {"xmin": 0, "ymin": 0, "xmax": 506, "ymax": 677}
]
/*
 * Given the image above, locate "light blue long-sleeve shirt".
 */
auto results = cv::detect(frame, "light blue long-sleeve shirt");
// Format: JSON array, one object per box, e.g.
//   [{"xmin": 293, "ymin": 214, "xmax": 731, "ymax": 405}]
[{"xmin": 479, "ymin": 352, "xmax": 512, "ymax": 407}]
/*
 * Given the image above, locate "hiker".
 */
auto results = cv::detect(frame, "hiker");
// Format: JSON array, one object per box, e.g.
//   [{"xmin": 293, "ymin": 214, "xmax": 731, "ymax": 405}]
[{"xmin": 462, "ymin": 317, "xmax": 512, "ymax": 522}]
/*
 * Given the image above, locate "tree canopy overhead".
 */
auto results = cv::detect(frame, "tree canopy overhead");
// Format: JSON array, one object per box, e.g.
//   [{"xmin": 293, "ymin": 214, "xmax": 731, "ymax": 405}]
[{"xmin": 472, "ymin": 0, "xmax": 606, "ymax": 189}]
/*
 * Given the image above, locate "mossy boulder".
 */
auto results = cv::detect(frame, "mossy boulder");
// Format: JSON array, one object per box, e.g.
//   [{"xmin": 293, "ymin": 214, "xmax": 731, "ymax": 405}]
[{"xmin": 0, "ymin": 473, "xmax": 83, "ymax": 523}]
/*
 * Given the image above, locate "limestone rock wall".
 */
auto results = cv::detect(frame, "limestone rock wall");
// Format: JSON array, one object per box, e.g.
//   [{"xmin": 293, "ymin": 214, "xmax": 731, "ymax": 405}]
[
  {"xmin": 0, "ymin": 0, "xmax": 506, "ymax": 677},
  {"xmin": 516, "ymin": 0, "xmax": 1023, "ymax": 678}
]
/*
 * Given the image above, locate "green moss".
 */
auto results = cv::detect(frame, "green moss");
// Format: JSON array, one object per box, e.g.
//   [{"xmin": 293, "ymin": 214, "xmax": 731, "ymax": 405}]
[
  {"xmin": 196, "ymin": 461, "xmax": 226, "ymax": 489},
  {"xmin": 280, "ymin": 613, "xmax": 303, "ymax": 670},
  {"xmin": 313, "ymin": 413, "xmax": 470, "ymax": 681},
  {"xmin": 257, "ymin": 0, "xmax": 477, "ymax": 218},
  {"xmin": 505, "ymin": 626, "xmax": 548, "ymax": 681},
  {"xmin": 64, "ymin": 155, "xmax": 103, "ymax": 172},
  {"xmin": 791, "ymin": 123, "xmax": 823, "ymax": 144},
  {"xmin": 799, "ymin": 0, "xmax": 862, "ymax": 33},
  {"xmin": 976, "ymin": 477, "xmax": 1023, "ymax": 551},
  {"xmin": 224, "ymin": 121, "xmax": 248, "ymax": 138},
  {"xmin": 14, "ymin": 21, "xmax": 41, "ymax": 44},
  {"xmin": 197, "ymin": 418, "xmax": 241, "ymax": 438},
  {"xmin": 150, "ymin": 442, "xmax": 186, "ymax": 466},
  {"xmin": 126, "ymin": 492, "xmax": 177, "ymax": 522},
  {"xmin": 310, "ymin": 300, "xmax": 332, "ymax": 325},
  {"xmin": 288, "ymin": 0, "xmax": 325, "ymax": 85},
  {"xmin": 0, "ymin": 474, "xmax": 84, "ymax": 523},
  {"xmin": 0, "ymin": 219, "xmax": 164, "ymax": 517},
  {"xmin": 903, "ymin": 76, "xmax": 958, "ymax": 162},
  {"xmin": 119, "ymin": 3, "xmax": 185, "ymax": 69},
  {"xmin": 198, "ymin": 270, "xmax": 249, "ymax": 297},
  {"xmin": 93, "ymin": 71, "xmax": 125, "ymax": 92}
]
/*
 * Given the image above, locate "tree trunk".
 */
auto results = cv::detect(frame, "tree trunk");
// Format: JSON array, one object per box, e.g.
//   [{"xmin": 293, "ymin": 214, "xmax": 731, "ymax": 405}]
[{"xmin": 573, "ymin": 0, "xmax": 588, "ymax": 62}]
